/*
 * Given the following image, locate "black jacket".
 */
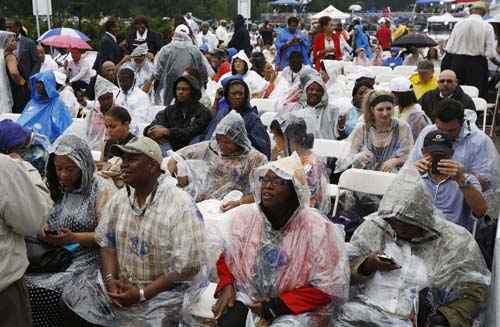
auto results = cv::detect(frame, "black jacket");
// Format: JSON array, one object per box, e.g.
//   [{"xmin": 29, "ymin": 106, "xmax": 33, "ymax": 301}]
[
  {"xmin": 144, "ymin": 75, "xmax": 212, "ymax": 151},
  {"xmin": 17, "ymin": 35, "xmax": 41, "ymax": 79},
  {"xmin": 228, "ymin": 15, "xmax": 252, "ymax": 56},
  {"xmin": 126, "ymin": 30, "xmax": 163, "ymax": 55},
  {"xmin": 419, "ymin": 86, "xmax": 476, "ymax": 121},
  {"xmin": 94, "ymin": 33, "xmax": 123, "ymax": 69}
]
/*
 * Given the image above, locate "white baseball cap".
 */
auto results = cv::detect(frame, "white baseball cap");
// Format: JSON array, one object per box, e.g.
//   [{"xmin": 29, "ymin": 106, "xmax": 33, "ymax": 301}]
[{"xmin": 390, "ymin": 76, "xmax": 412, "ymax": 93}]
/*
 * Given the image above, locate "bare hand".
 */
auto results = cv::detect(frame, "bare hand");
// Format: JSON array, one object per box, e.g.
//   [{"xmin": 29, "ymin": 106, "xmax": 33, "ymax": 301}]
[
  {"xmin": 176, "ymin": 176, "xmax": 189, "ymax": 188},
  {"xmin": 43, "ymin": 227, "xmax": 76, "ymax": 246},
  {"xmin": 108, "ymin": 279, "xmax": 140, "ymax": 308},
  {"xmin": 212, "ymin": 284, "xmax": 236, "ymax": 319},
  {"xmin": 147, "ymin": 126, "xmax": 168, "ymax": 140},
  {"xmin": 381, "ymin": 158, "xmax": 400, "ymax": 173},
  {"xmin": 360, "ymin": 254, "xmax": 401, "ymax": 275},
  {"xmin": 221, "ymin": 200, "xmax": 241, "ymax": 212},
  {"xmin": 248, "ymin": 302, "xmax": 264, "ymax": 317},
  {"xmin": 415, "ymin": 154, "xmax": 432, "ymax": 174},
  {"xmin": 437, "ymin": 159, "xmax": 464, "ymax": 181},
  {"xmin": 142, "ymin": 81, "xmax": 153, "ymax": 94},
  {"xmin": 104, "ymin": 279, "xmax": 123, "ymax": 307},
  {"xmin": 167, "ymin": 159, "xmax": 178, "ymax": 177}
]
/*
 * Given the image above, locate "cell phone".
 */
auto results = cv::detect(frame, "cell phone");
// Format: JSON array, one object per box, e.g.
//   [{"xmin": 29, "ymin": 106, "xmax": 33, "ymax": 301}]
[
  {"xmin": 377, "ymin": 254, "xmax": 396, "ymax": 265},
  {"xmin": 431, "ymin": 153, "xmax": 448, "ymax": 175},
  {"xmin": 44, "ymin": 229, "xmax": 59, "ymax": 236}
]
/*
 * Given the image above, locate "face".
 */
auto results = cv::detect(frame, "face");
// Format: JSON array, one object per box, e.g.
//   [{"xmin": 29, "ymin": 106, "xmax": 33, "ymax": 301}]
[
  {"xmin": 233, "ymin": 59, "xmax": 247, "ymax": 74},
  {"xmin": 436, "ymin": 118, "xmax": 462, "ymax": 142},
  {"xmin": 175, "ymin": 80, "xmax": 193, "ymax": 103},
  {"xmin": 306, "ymin": 82, "xmax": 324, "ymax": 107},
  {"xmin": 324, "ymin": 20, "xmax": 334, "ymax": 33},
  {"xmin": 264, "ymin": 64, "xmax": 275, "ymax": 82},
  {"xmin": 320, "ymin": 67, "xmax": 329, "ymax": 83},
  {"xmin": 118, "ymin": 70, "xmax": 134, "ymax": 92},
  {"xmin": 418, "ymin": 69, "xmax": 434, "ymax": 84},
  {"xmin": 5, "ymin": 20, "xmax": 18, "ymax": 33},
  {"xmin": 110, "ymin": 23, "xmax": 119, "ymax": 36},
  {"xmin": 35, "ymin": 82, "xmax": 46, "ymax": 96},
  {"xmin": 202, "ymin": 25, "xmax": 209, "ymax": 33},
  {"xmin": 288, "ymin": 21, "xmax": 298, "ymax": 33},
  {"xmin": 136, "ymin": 23, "xmax": 147, "ymax": 34},
  {"xmin": 375, "ymin": 47, "xmax": 382, "ymax": 55},
  {"xmin": 210, "ymin": 56, "xmax": 222, "ymax": 70},
  {"xmin": 289, "ymin": 56, "xmax": 303, "ymax": 73},
  {"xmin": 357, "ymin": 49, "xmax": 366, "ymax": 58},
  {"xmin": 70, "ymin": 49, "xmax": 81, "ymax": 61},
  {"xmin": 104, "ymin": 115, "xmax": 129, "ymax": 142},
  {"xmin": 54, "ymin": 155, "xmax": 82, "ymax": 191},
  {"xmin": 386, "ymin": 218, "xmax": 426, "ymax": 241},
  {"xmin": 227, "ymin": 83, "xmax": 246, "ymax": 110},
  {"xmin": 98, "ymin": 93, "xmax": 114, "ymax": 113},
  {"xmin": 215, "ymin": 134, "xmax": 240, "ymax": 155},
  {"xmin": 438, "ymin": 72, "xmax": 458, "ymax": 96},
  {"xmin": 372, "ymin": 101, "xmax": 394, "ymax": 126},
  {"xmin": 121, "ymin": 153, "xmax": 156, "ymax": 188},
  {"xmin": 271, "ymin": 128, "xmax": 285, "ymax": 153},
  {"xmin": 36, "ymin": 45, "xmax": 45, "ymax": 61},
  {"xmin": 353, "ymin": 85, "xmax": 370, "ymax": 108},
  {"xmin": 260, "ymin": 170, "xmax": 294, "ymax": 209},
  {"xmin": 101, "ymin": 63, "xmax": 116, "ymax": 81},
  {"xmin": 133, "ymin": 55, "xmax": 145, "ymax": 66},
  {"xmin": 6, "ymin": 36, "xmax": 16, "ymax": 52}
]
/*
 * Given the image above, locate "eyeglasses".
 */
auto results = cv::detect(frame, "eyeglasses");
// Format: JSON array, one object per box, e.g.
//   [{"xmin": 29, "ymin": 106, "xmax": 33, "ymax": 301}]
[
  {"xmin": 259, "ymin": 176, "xmax": 288, "ymax": 187},
  {"xmin": 438, "ymin": 79, "xmax": 455, "ymax": 84}
]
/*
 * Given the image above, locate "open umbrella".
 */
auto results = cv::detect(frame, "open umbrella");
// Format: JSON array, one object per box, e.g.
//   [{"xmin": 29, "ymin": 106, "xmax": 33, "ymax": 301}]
[
  {"xmin": 41, "ymin": 36, "xmax": 92, "ymax": 50},
  {"xmin": 392, "ymin": 33, "xmax": 437, "ymax": 48},
  {"xmin": 38, "ymin": 27, "xmax": 90, "ymax": 42}
]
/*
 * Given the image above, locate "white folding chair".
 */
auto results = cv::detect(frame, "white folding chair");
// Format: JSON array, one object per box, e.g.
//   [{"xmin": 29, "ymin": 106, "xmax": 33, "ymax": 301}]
[
  {"xmin": 462, "ymin": 85, "xmax": 479, "ymax": 98},
  {"xmin": 312, "ymin": 139, "xmax": 350, "ymax": 160},
  {"xmin": 260, "ymin": 111, "xmax": 278, "ymax": 127},
  {"xmin": 332, "ymin": 168, "xmax": 397, "ymax": 217},
  {"xmin": 394, "ymin": 65, "xmax": 417, "ymax": 76},
  {"xmin": 0, "ymin": 113, "xmax": 21, "ymax": 121},
  {"xmin": 472, "ymin": 97, "xmax": 488, "ymax": 132},
  {"xmin": 250, "ymin": 98, "xmax": 277, "ymax": 114},
  {"xmin": 370, "ymin": 66, "xmax": 392, "ymax": 77},
  {"xmin": 376, "ymin": 72, "xmax": 400, "ymax": 85}
]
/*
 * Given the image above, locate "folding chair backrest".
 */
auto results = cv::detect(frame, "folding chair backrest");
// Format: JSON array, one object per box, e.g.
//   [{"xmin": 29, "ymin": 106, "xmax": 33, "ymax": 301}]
[
  {"xmin": 394, "ymin": 65, "xmax": 417, "ymax": 76},
  {"xmin": 312, "ymin": 139, "xmax": 350, "ymax": 159},
  {"xmin": 472, "ymin": 97, "xmax": 488, "ymax": 132},
  {"xmin": 376, "ymin": 72, "xmax": 400, "ymax": 84},
  {"xmin": 462, "ymin": 85, "xmax": 479, "ymax": 98},
  {"xmin": 260, "ymin": 111, "xmax": 278, "ymax": 127},
  {"xmin": 0, "ymin": 113, "xmax": 21, "ymax": 122},
  {"xmin": 371, "ymin": 66, "xmax": 393, "ymax": 76},
  {"xmin": 338, "ymin": 168, "xmax": 397, "ymax": 195},
  {"xmin": 251, "ymin": 98, "xmax": 277, "ymax": 114}
]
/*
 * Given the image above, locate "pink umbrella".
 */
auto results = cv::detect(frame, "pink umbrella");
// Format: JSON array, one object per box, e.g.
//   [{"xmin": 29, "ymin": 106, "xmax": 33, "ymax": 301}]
[{"xmin": 41, "ymin": 35, "xmax": 92, "ymax": 50}]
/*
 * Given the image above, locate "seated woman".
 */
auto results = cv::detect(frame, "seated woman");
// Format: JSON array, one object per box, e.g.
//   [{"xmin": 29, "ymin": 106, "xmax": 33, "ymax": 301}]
[
  {"xmin": 212, "ymin": 154, "xmax": 349, "ymax": 326},
  {"xmin": 270, "ymin": 114, "xmax": 330, "ymax": 215},
  {"xmin": 168, "ymin": 111, "xmax": 267, "ymax": 212},
  {"xmin": 219, "ymin": 50, "xmax": 268, "ymax": 97},
  {"xmin": 335, "ymin": 168, "xmax": 490, "ymax": 327},
  {"xmin": 102, "ymin": 106, "xmax": 136, "ymax": 162},
  {"xmin": 390, "ymin": 77, "xmax": 431, "ymax": 141},
  {"xmin": 342, "ymin": 90, "xmax": 413, "ymax": 173},
  {"xmin": 371, "ymin": 45, "xmax": 385, "ymax": 66},
  {"xmin": 353, "ymin": 48, "xmax": 371, "ymax": 66},
  {"xmin": 25, "ymin": 134, "xmax": 114, "ymax": 327}
]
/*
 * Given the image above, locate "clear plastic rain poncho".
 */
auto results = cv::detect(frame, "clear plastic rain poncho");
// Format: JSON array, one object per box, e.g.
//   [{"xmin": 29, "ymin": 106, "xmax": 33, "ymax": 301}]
[
  {"xmin": 173, "ymin": 110, "xmax": 268, "ymax": 202},
  {"xmin": 62, "ymin": 173, "xmax": 207, "ymax": 326},
  {"xmin": 128, "ymin": 44, "xmax": 154, "ymax": 91},
  {"xmin": 290, "ymin": 77, "xmax": 340, "ymax": 140},
  {"xmin": 338, "ymin": 90, "xmax": 414, "ymax": 172},
  {"xmin": 223, "ymin": 154, "xmax": 350, "ymax": 326},
  {"xmin": 335, "ymin": 168, "xmax": 490, "ymax": 327},
  {"xmin": 272, "ymin": 113, "xmax": 331, "ymax": 216},
  {"xmin": 84, "ymin": 75, "xmax": 119, "ymax": 151},
  {"xmin": 0, "ymin": 31, "xmax": 14, "ymax": 113}
]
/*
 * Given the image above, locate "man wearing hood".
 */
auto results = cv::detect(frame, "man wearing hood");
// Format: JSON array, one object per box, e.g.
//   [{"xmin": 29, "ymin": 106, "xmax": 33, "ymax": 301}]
[
  {"xmin": 336, "ymin": 168, "xmax": 490, "ymax": 327},
  {"xmin": 291, "ymin": 76, "xmax": 340, "ymax": 140},
  {"xmin": 152, "ymin": 24, "xmax": 207, "ymax": 106},
  {"xmin": 144, "ymin": 74, "xmax": 211, "ymax": 154},
  {"xmin": 228, "ymin": 15, "xmax": 252, "ymax": 56}
]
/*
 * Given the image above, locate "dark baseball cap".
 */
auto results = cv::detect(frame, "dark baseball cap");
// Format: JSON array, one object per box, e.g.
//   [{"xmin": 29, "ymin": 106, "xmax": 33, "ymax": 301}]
[{"xmin": 423, "ymin": 130, "xmax": 453, "ymax": 155}]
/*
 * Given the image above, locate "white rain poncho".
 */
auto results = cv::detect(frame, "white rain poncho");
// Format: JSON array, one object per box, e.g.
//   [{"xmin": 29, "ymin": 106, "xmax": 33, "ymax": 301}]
[
  {"xmin": 0, "ymin": 31, "xmax": 14, "ymax": 113},
  {"xmin": 272, "ymin": 113, "xmax": 331, "ymax": 216},
  {"xmin": 84, "ymin": 76, "xmax": 119, "ymax": 151},
  {"xmin": 115, "ymin": 66, "xmax": 151, "ymax": 135},
  {"xmin": 153, "ymin": 25, "xmax": 207, "ymax": 106},
  {"xmin": 128, "ymin": 44, "xmax": 154, "ymax": 91},
  {"xmin": 219, "ymin": 50, "xmax": 269, "ymax": 96},
  {"xmin": 63, "ymin": 174, "xmax": 207, "ymax": 326},
  {"xmin": 322, "ymin": 59, "xmax": 353, "ymax": 98},
  {"xmin": 290, "ymin": 77, "xmax": 340, "ymax": 140},
  {"xmin": 173, "ymin": 110, "xmax": 268, "ymax": 202},
  {"xmin": 335, "ymin": 168, "xmax": 490, "ymax": 327},
  {"xmin": 221, "ymin": 154, "xmax": 349, "ymax": 326},
  {"xmin": 269, "ymin": 64, "xmax": 317, "ymax": 101}
]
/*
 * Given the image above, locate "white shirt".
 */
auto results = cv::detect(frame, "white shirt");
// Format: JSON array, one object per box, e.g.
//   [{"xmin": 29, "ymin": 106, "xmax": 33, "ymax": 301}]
[
  {"xmin": 115, "ymin": 86, "xmax": 151, "ymax": 135},
  {"xmin": 195, "ymin": 31, "xmax": 219, "ymax": 52},
  {"xmin": 66, "ymin": 59, "xmax": 92, "ymax": 84},
  {"xmin": 59, "ymin": 85, "xmax": 81, "ymax": 117},
  {"xmin": 40, "ymin": 55, "xmax": 59, "ymax": 73},
  {"xmin": 445, "ymin": 14, "xmax": 496, "ymax": 58},
  {"xmin": 216, "ymin": 26, "xmax": 229, "ymax": 45}
]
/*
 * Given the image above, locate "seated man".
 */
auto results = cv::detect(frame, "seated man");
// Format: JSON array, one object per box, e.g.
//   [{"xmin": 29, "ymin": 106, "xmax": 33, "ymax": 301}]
[
  {"xmin": 336, "ymin": 168, "xmax": 490, "ymax": 327},
  {"xmin": 419, "ymin": 70, "xmax": 475, "ymax": 120},
  {"xmin": 64, "ymin": 48, "xmax": 92, "ymax": 92},
  {"xmin": 213, "ymin": 154, "xmax": 349, "ymax": 326},
  {"xmin": 410, "ymin": 59, "xmax": 438, "ymax": 100},
  {"xmin": 61, "ymin": 137, "xmax": 204, "ymax": 326},
  {"xmin": 269, "ymin": 51, "xmax": 316, "ymax": 100},
  {"xmin": 144, "ymin": 74, "xmax": 212, "ymax": 155},
  {"xmin": 416, "ymin": 130, "xmax": 487, "ymax": 232}
]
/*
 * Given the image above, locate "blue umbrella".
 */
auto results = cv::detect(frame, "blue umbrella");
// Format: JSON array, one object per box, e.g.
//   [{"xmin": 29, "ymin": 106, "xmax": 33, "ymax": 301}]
[{"xmin": 37, "ymin": 28, "xmax": 90, "ymax": 42}]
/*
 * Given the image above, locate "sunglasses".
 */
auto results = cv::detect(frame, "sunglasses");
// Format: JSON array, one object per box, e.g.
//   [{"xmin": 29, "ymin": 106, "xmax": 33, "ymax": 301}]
[{"xmin": 438, "ymin": 79, "xmax": 454, "ymax": 83}]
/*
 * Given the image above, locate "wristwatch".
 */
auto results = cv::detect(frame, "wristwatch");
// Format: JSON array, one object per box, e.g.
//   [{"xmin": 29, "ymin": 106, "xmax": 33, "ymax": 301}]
[{"xmin": 139, "ymin": 288, "xmax": 147, "ymax": 302}]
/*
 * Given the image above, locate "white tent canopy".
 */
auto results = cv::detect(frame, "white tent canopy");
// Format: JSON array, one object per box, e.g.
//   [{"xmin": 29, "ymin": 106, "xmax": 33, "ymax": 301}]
[
  {"xmin": 427, "ymin": 13, "xmax": 462, "ymax": 23},
  {"xmin": 312, "ymin": 5, "xmax": 350, "ymax": 20}
]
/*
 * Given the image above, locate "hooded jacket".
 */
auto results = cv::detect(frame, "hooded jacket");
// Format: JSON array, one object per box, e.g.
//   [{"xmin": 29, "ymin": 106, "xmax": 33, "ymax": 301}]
[
  {"xmin": 144, "ymin": 75, "xmax": 212, "ymax": 151},
  {"xmin": 228, "ymin": 15, "xmax": 252, "ymax": 56},
  {"xmin": 219, "ymin": 50, "xmax": 268, "ymax": 96}
]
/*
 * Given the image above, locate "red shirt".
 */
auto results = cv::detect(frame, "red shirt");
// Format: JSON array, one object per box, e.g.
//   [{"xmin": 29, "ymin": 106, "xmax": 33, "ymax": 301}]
[
  {"xmin": 376, "ymin": 26, "xmax": 392, "ymax": 50},
  {"xmin": 213, "ymin": 61, "xmax": 231, "ymax": 82}
]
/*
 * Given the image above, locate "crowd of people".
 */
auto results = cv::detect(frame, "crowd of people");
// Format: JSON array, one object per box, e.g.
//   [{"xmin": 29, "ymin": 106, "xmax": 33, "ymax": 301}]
[{"xmin": 0, "ymin": 2, "xmax": 500, "ymax": 326}]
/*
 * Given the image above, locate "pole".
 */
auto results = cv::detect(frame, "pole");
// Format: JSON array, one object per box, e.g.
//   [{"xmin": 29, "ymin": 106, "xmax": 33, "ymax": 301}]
[
  {"xmin": 46, "ymin": 0, "xmax": 51, "ymax": 30},
  {"xmin": 34, "ymin": 0, "xmax": 41, "ymax": 38}
]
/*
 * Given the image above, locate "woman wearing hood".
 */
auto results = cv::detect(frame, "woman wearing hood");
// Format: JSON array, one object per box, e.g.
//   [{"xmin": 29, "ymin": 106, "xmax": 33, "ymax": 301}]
[
  {"xmin": 167, "ymin": 111, "xmax": 267, "ymax": 211},
  {"xmin": 219, "ymin": 50, "xmax": 269, "ymax": 97},
  {"xmin": 26, "ymin": 135, "xmax": 114, "ymax": 327},
  {"xmin": 203, "ymin": 76, "xmax": 271, "ymax": 158},
  {"xmin": 116, "ymin": 43, "xmax": 154, "ymax": 93},
  {"xmin": 212, "ymin": 154, "xmax": 349, "ymax": 326},
  {"xmin": 228, "ymin": 15, "xmax": 252, "ymax": 56},
  {"xmin": 152, "ymin": 24, "xmax": 208, "ymax": 106},
  {"xmin": 270, "ymin": 114, "xmax": 331, "ymax": 215},
  {"xmin": 144, "ymin": 74, "xmax": 212, "ymax": 154},
  {"xmin": 335, "ymin": 168, "xmax": 490, "ymax": 327},
  {"xmin": 17, "ymin": 71, "xmax": 73, "ymax": 142},
  {"xmin": 291, "ymin": 76, "xmax": 340, "ymax": 140}
]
